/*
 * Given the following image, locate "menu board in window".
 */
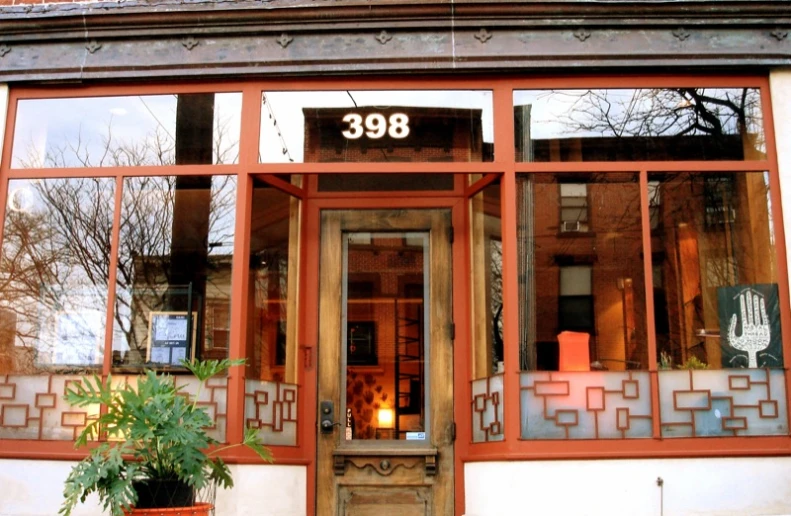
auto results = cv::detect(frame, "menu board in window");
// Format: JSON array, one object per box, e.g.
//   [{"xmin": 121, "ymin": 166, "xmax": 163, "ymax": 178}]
[{"xmin": 147, "ymin": 311, "xmax": 198, "ymax": 366}]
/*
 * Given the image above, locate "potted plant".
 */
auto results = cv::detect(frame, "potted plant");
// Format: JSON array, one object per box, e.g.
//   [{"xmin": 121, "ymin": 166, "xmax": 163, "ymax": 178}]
[{"xmin": 59, "ymin": 359, "xmax": 273, "ymax": 516}]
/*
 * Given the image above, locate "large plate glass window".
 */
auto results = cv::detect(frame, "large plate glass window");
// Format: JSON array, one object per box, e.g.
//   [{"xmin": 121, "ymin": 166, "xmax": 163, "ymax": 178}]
[
  {"xmin": 514, "ymin": 88, "xmax": 765, "ymax": 162},
  {"xmin": 651, "ymin": 171, "xmax": 787, "ymax": 437},
  {"xmin": 0, "ymin": 178, "xmax": 116, "ymax": 374},
  {"xmin": 260, "ymin": 90, "xmax": 494, "ymax": 164},
  {"xmin": 11, "ymin": 93, "xmax": 242, "ymax": 168},
  {"xmin": 111, "ymin": 175, "xmax": 237, "ymax": 370},
  {"xmin": 517, "ymin": 173, "xmax": 652, "ymax": 439}
]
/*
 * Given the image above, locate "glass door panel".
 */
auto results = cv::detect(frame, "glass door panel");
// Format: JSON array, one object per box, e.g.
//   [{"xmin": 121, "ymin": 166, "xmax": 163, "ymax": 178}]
[{"xmin": 342, "ymin": 231, "xmax": 429, "ymax": 442}]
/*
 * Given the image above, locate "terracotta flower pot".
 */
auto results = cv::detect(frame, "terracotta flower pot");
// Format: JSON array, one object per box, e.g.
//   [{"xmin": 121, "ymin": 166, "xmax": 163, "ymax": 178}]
[{"xmin": 123, "ymin": 502, "xmax": 214, "ymax": 516}]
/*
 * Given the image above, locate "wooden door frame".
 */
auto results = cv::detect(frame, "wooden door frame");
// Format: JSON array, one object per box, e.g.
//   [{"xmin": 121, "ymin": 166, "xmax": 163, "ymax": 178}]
[{"xmin": 302, "ymin": 196, "xmax": 468, "ymax": 515}]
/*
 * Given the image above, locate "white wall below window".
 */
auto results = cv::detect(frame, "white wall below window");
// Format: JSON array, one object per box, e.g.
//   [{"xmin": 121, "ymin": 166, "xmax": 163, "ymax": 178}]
[
  {"xmin": 0, "ymin": 460, "xmax": 306, "ymax": 516},
  {"xmin": 465, "ymin": 458, "xmax": 791, "ymax": 516}
]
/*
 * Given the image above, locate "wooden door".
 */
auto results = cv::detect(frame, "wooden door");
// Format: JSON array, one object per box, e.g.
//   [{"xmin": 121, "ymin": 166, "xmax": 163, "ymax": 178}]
[{"xmin": 316, "ymin": 209, "xmax": 454, "ymax": 516}]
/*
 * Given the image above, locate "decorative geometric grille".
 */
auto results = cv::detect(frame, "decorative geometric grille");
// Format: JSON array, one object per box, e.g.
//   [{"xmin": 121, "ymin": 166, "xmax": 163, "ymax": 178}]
[
  {"xmin": 244, "ymin": 379, "xmax": 298, "ymax": 446},
  {"xmin": 471, "ymin": 374, "xmax": 504, "ymax": 443},
  {"xmin": 520, "ymin": 371, "xmax": 653, "ymax": 439},
  {"xmin": 658, "ymin": 369, "xmax": 788, "ymax": 437},
  {"xmin": 0, "ymin": 374, "xmax": 230, "ymax": 442},
  {"xmin": 0, "ymin": 375, "xmax": 99, "ymax": 440}
]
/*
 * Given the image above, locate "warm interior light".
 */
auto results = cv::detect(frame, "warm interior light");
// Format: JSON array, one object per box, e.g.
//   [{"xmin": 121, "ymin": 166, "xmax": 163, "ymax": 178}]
[
  {"xmin": 377, "ymin": 408, "xmax": 394, "ymax": 429},
  {"xmin": 557, "ymin": 330, "xmax": 590, "ymax": 372}
]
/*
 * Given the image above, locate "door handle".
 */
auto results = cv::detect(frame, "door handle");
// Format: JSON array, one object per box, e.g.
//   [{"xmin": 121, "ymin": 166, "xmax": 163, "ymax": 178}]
[{"xmin": 320, "ymin": 400, "xmax": 336, "ymax": 433}]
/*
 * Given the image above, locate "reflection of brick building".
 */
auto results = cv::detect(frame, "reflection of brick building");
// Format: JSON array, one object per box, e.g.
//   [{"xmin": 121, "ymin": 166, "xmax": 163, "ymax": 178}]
[
  {"xmin": 531, "ymin": 176, "xmax": 647, "ymax": 371},
  {"xmin": 652, "ymin": 173, "xmax": 775, "ymax": 369},
  {"xmin": 527, "ymin": 168, "xmax": 774, "ymax": 372},
  {"xmin": 303, "ymin": 106, "xmax": 488, "ymax": 163},
  {"xmin": 345, "ymin": 238, "xmax": 424, "ymax": 440},
  {"xmin": 525, "ymin": 134, "xmax": 760, "ymax": 162}
]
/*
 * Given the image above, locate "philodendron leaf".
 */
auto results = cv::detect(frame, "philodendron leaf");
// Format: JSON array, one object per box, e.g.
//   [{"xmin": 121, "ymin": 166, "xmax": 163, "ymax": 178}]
[
  {"xmin": 181, "ymin": 358, "xmax": 245, "ymax": 382},
  {"xmin": 243, "ymin": 427, "xmax": 274, "ymax": 463},
  {"xmin": 206, "ymin": 457, "xmax": 234, "ymax": 490},
  {"xmin": 59, "ymin": 445, "xmax": 136, "ymax": 516}
]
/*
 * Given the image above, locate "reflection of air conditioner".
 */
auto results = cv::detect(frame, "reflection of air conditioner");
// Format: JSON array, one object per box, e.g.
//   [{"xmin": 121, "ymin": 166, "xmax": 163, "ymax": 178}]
[{"xmin": 561, "ymin": 220, "xmax": 582, "ymax": 233}]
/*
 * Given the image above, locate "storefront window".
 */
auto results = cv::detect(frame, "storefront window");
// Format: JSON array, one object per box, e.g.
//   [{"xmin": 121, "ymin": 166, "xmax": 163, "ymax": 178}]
[
  {"xmin": 514, "ymin": 88, "xmax": 765, "ymax": 162},
  {"xmin": 0, "ymin": 80, "xmax": 785, "ymax": 455},
  {"xmin": 652, "ymin": 172, "xmax": 787, "ymax": 437},
  {"xmin": 11, "ymin": 93, "xmax": 242, "ymax": 168},
  {"xmin": 111, "ymin": 175, "xmax": 237, "ymax": 370},
  {"xmin": 244, "ymin": 178, "xmax": 300, "ymax": 446},
  {"xmin": 260, "ymin": 90, "xmax": 493, "ymax": 163},
  {"xmin": 469, "ymin": 180, "xmax": 504, "ymax": 443},
  {"xmin": 518, "ymin": 173, "xmax": 652, "ymax": 439},
  {"xmin": 0, "ymin": 178, "xmax": 115, "ymax": 374}
]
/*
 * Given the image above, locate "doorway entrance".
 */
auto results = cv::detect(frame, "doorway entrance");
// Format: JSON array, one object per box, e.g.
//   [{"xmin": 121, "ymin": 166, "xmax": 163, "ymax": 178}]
[{"xmin": 316, "ymin": 209, "xmax": 454, "ymax": 515}]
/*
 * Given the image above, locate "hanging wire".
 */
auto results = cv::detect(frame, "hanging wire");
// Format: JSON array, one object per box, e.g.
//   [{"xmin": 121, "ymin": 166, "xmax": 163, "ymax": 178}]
[
  {"xmin": 261, "ymin": 93, "xmax": 294, "ymax": 162},
  {"xmin": 138, "ymin": 96, "xmax": 176, "ymax": 142},
  {"xmin": 346, "ymin": 91, "xmax": 358, "ymax": 108}
]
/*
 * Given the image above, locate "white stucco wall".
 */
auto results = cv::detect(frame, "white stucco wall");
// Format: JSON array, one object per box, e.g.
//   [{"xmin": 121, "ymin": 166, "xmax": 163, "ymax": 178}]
[
  {"xmin": 0, "ymin": 460, "xmax": 306, "ymax": 516},
  {"xmin": 465, "ymin": 458, "xmax": 791, "ymax": 516},
  {"xmin": 770, "ymin": 70, "xmax": 791, "ymax": 284}
]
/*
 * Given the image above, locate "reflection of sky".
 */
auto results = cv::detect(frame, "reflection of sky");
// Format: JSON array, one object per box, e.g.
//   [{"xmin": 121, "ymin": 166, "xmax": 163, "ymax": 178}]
[
  {"xmin": 514, "ymin": 90, "xmax": 590, "ymax": 140},
  {"xmin": 514, "ymin": 88, "xmax": 762, "ymax": 141},
  {"xmin": 12, "ymin": 93, "xmax": 241, "ymax": 168},
  {"xmin": 260, "ymin": 90, "xmax": 494, "ymax": 163},
  {"xmin": 208, "ymin": 175, "xmax": 237, "ymax": 256}
]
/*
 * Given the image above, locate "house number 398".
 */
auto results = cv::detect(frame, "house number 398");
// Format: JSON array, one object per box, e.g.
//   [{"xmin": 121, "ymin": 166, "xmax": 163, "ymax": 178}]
[{"xmin": 341, "ymin": 113, "xmax": 410, "ymax": 140}]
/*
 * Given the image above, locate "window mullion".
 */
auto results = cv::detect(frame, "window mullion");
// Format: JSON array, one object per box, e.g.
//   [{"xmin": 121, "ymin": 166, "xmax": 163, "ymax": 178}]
[{"xmin": 102, "ymin": 175, "xmax": 124, "ymax": 376}]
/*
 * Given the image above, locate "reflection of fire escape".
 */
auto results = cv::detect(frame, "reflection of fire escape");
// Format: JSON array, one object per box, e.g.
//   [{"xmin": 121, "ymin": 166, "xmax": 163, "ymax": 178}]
[{"xmin": 394, "ymin": 299, "xmax": 423, "ymax": 439}]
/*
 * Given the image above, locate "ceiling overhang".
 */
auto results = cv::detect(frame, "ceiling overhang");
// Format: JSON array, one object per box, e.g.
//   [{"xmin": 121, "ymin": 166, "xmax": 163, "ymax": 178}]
[{"xmin": 0, "ymin": 0, "xmax": 790, "ymax": 82}]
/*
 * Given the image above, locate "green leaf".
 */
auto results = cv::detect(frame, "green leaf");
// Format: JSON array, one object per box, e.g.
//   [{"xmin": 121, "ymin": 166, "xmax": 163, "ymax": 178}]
[
  {"xmin": 180, "ymin": 358, "xmax": 245, "ymax": 382},
  {"xmin": 243, "ymin": 427, "xmax": 274, "ymax": 463}
]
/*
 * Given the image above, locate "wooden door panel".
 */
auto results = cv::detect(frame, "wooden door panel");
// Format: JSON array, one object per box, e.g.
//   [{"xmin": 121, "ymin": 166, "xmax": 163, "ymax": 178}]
[
  {"xmin": 317, "ymin": 209, "xmax": 453, "ymax": 516},
  {"xmin": 339, "ymin": 486, "xmax": 432, "ymax": 516}
]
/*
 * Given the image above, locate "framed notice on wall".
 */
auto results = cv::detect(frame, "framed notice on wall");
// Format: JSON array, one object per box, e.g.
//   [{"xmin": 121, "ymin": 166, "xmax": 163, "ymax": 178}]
[{"xmin": 147, "ymin": 311, "xmax": 198, "ymax": 366}]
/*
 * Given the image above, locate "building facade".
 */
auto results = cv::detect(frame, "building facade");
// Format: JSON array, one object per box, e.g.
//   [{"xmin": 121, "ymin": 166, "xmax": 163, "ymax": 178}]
[{"xmin": 2, "ymin": 1, "xmax": 791, "ymax": 515}]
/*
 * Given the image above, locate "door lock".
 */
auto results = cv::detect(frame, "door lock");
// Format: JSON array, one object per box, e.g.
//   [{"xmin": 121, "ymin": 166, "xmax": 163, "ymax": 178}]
[{"xmin": 320, "ymin": 400, "xmax": 336, "ymax": 433}]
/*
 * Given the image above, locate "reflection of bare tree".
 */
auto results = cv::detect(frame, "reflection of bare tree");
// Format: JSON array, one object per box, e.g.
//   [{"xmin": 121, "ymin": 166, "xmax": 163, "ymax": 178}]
[
  {"xmin": 556, "ymin": 88, "xmax": 759, "ymax": 136},
  {"xmin": 17, "ymin": 125, "xmax": 176, "ymax": 169},
  {"xmin": 551, "ymin": 88, "xmax": 764, "ymax": 158},
  {"xmin": 115, "ymin": 175, "xmax": 236, "ymax": 358},
  {"xmin": 0, "ymin": 178, "xmax": 114, "ymax": 372}
]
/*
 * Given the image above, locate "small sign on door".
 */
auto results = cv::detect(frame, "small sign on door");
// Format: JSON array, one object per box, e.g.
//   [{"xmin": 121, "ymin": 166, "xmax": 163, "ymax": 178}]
[{"xmin": 345, "ymin": 408, "xmax": 353, "ymax": 440}]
